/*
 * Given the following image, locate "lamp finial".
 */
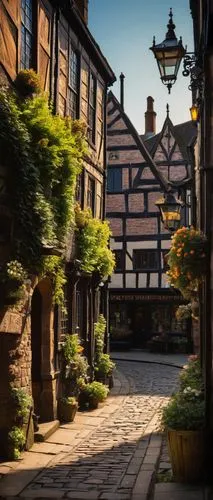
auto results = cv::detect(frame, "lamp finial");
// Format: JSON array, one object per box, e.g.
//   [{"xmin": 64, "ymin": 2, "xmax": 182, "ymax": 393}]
[
  {"xmin": 166, "ymin": 8, "xmax": 177, "ymax": 40},
  {"xmin": 166, "ymin": 103, "xmax": 169, "ymax": 116}
]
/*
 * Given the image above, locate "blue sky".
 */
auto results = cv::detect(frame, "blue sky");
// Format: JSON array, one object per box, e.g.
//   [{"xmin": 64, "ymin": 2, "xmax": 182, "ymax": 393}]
[{"xmin": 88, "ymin": 0, "xmax": 194, "ymax": 134}]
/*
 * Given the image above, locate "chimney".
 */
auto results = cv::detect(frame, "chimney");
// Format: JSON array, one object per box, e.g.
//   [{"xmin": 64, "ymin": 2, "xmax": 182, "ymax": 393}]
[
  {"xmin": 75, "ymin": 0, "xmax": 89, "ymax": 24},
  {"xmin": 120, "ymin": 72, "xmax": 125, "ymax": 110},
  {"xmin": 145, "ymin": 96, "xmax": 156, "ymax": 137}
]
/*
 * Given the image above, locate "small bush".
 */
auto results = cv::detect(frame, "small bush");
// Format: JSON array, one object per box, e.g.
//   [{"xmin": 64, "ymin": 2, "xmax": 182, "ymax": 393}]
[
  {"xmin": 161, "ymin": 355, "xmax": 205, "ymax": 431},
  {"xmin": 79, "ymin": 381, "xmax": 109, "ymax": 402},
  {"xmin": 8, "ymin": 426, "xmax": 25, "ymax": 460},
  {"xmin": 95, "ymin": 354, "xmax": 115, "ymax": 378},
  {"xmin": 15, "ymin": 69, "xmax": 42, "ymax": 97}
]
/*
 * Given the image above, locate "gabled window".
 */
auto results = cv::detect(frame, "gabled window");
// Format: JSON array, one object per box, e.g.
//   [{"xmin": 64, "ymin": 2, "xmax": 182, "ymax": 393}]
[
  {"xmin": 21, "ymin": 0, "xmax": 33, "ymax": 69},
  {"xmin": 107, "ymin": 168, "xmax": 122, "ymax": 192},
  {"xmin": 114, "ymin": 250, "xmax": 125, "ymax": 272},
  {"xmin": 133, "ymin": 250, "xmax": 159, "ymax": 271},
  {"xmin": 68, "ymin": 46, "xmax": 79, "ymax": 119},
  {"xmin": 88, "ymin": 73, "xmax": 96, "ymax": 144}
]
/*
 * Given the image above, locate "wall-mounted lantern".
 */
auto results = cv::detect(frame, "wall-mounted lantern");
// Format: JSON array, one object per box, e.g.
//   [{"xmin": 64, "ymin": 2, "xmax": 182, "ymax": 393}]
[{"xmin": 155, "ymin": 192, "xmax": 183, "ymax": 232}]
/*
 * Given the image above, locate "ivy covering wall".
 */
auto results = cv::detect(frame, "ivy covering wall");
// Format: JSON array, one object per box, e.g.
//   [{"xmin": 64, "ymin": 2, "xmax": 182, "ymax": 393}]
[
  {"xmin": 0, "ymin": 70, "xmax": 87, "ymax": 303},
  {"xmin": 75, "ymin": 204, "xmax": 115, "ymax": 278}
]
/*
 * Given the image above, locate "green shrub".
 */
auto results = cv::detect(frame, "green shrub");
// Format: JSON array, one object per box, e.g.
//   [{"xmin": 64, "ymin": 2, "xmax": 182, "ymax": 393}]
[
  {"xmin": 162, "ymin": 355, "xmax": 205, "ymax": 431},
  {"xmin": 61, "ymin": 334, "xmax": 83, "ymax": 364},
  {"xmin": 11, "ymin": 388, "xmax": 32, "ymax": 421},
  {"xmin": 79, "ymin": 381, "xmax": 109, "ymax": 402},
  {"xmin": 162, "ymin": 392, "xmax": 205, "ymax": 431},
  {"xmin": 95, "ymin": 354, "xmax": 115, "ymax": 378},
  {"xmin": 8, "ymin": 426, "xmax": 26, "ymax": 460},
  {"xmin": 15, "ymin": 69, "xmax": 42, "ymax": 97},
  {"xmin": 59, "ymin": 396, "xmax": 77, "ymax": 406},
  {"xmin": 94, "ymin": 314, "xmax": 106, "ymax": 359},
  {"xmin": 179, "ymin": 355, "xmax": 203, "ymax": 392}
]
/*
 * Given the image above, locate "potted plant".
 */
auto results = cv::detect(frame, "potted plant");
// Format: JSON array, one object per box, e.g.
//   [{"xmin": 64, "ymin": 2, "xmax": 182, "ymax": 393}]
[
  {"xmin": 78, "ymin": 381, "xmax": 109, "ymax": 410},
  {"xmin": 161, "ymin": 356, "xmax": 205, "ymax": 482},
  {"xmin": 94, "ymin": 353, "xmax": 115, "ymax": 386},
  {"xmin": 58, "ymin": 396, "xmax": 78, "ymax": 423},
  {"xmin": 58, "ymin": 333, "xmax": 89, "ymax": 422}
]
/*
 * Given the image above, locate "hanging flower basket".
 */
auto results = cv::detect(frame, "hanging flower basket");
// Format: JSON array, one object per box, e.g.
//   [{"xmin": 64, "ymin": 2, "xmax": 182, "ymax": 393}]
[{"xmin": 166, "ymin": 226, "xmax": 207, "ymax": 299}]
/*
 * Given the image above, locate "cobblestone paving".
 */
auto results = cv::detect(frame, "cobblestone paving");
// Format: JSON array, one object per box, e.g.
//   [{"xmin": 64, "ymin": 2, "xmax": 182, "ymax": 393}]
[{"xmin": 20, "ymin": 361, "xmax": 180, "ymax": 500}]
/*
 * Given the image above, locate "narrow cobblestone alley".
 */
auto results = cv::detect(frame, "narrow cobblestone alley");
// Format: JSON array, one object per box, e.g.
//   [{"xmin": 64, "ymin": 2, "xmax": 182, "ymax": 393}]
[{"xmin": 0, "ymin": 359, "xmax": 181, "ymax": 500}]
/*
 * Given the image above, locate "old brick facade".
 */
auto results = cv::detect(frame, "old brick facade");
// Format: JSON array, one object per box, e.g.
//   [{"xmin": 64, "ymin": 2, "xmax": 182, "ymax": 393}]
[
  {"xmin": 0, "ymin": 0, "xmax": 115, "ymax": 455},
  {"xmin": 106, "ymin": 91, "xmax": 196, "ymax": 348}
]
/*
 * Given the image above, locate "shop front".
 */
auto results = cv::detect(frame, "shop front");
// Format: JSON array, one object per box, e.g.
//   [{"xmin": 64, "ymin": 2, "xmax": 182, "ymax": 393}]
[{"xmin": 109, "ymin": 291, "xmax": 191, "ymax": 352}]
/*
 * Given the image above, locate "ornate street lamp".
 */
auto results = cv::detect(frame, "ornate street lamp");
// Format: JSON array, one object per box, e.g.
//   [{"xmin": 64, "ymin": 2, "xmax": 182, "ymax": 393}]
[
  {"xmin": 150, "ymin": 8, "xmax": 186, "ymax": 94},
  {"xmin": 155, "ymin": 192, "xmax": 183, "ymax": 232},
  {"xmin": 150, "ymin": 9, "xmax": 203, "ymax": 98}
]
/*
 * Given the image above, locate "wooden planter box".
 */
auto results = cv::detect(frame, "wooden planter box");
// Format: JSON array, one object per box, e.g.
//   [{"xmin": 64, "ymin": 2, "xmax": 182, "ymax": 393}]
[{"xmin": 167, "ymin": 429, "xmax": 204, "ymax": 482}]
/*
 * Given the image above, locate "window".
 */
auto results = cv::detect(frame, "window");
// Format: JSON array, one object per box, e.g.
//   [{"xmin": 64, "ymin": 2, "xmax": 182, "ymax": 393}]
[
  {"xmin": 68, "ymin": 46, "xmax": 79, "ymax": 119},
  {"xmin": 114, "ymin": 250, "xmax": 124, "ymax": 272},
  {"xmin": 59, "ymin": 287, "xmax": 69, "ymax": 336},
  {"xmin": 87, "ymin": 176, "xmax": 95, "ymax": 215},
  {"xmin": 88, "ymin": 73, "xmax": 96, "ymax": 143},
  {"xmin": 75, "ymin": 173, "xmax": 82, "ymax": 204},
  {"xmin": 133, "ymin": 250, "xmax": 159, "ymax": 270},
  {"xmin": 96, "ymin": 183, "xmax": 103, "ymax": 219},
  {"xmin": 21, "ymin": 0, "xmax": 33, "ymax": 69},
  {"xmin": 107, "ymin": 168, "xmax": 122, "ymax": 192}
]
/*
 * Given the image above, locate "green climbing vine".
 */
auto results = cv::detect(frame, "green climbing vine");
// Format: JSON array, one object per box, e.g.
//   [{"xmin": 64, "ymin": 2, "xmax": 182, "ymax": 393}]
[
  {"xmin": 75, "ymin": 204, "xmax": 115, "ymax": 278},
  {"xmin": 0, "ymin": 70, "xmax": 88, "ymax": 304}
]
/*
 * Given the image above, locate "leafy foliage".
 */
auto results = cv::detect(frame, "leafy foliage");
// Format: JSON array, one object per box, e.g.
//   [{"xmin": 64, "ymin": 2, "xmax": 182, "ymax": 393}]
[
  {"xmin": 79, "ymin": 381, "xmax": 109, "ymax": 402},
  {"xmin": 95, "ymin": 354, "xmax": 115, "ymax": 378},
  {"xmin": 8, "ymin": 426, "xmax": 26, "ymax": 460},
  {"xmin": 93, "ymin": 314, "xmax": 115, "ymax": 378},
  {"xmin": 175, "ymin": 304, "xmax": 192, "ymax": 321},
  {"xmin": 167, "ymin": 226, "xmax": 207, "ymax": 299},
  {"xmin": 94, "ymin": 314, "xmax": 106, "ymax": 360},
  {"xmin": 61, "ymin": 334, "xmax": 83, "ymax": 364},
  {"xmin": 11, "ymin": 388, "xmax": 32, "ymax": 421},
  {"xmin": 61, "ymin": 334, "xmax": 89, "ymax": 397},
  {"xmin": 162, "ymin": 356, "xmax": 205, "ymax": 431},
  {"xmin": 0, "ymin": 70, "xmax": 88, "ymax": 305},
  {"xmin": 15, "ymin": 69, "xmax": 42, "ymax": 97},
  {"xmin": 75, "ymin": 205, "xmax": 115, "ymax": 277}
]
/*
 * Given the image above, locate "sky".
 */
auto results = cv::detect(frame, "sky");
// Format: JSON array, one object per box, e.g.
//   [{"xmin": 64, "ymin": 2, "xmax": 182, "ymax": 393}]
[{"xmin": 88, "ymin": 0, "xmax": 194, "ymax": 134}]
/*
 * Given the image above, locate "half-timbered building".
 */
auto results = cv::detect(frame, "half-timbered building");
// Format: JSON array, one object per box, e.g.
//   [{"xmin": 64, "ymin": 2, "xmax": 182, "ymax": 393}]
[
  {"xmin": 106, "ymin": 90, "xmax": 196, "ymax": 349},
  {"xmin": 0, "ymin": 0, "xmax": 115, "ymax": 451}
]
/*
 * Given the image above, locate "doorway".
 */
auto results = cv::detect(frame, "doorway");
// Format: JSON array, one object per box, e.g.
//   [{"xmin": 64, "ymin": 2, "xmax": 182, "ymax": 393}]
[{"xmin": 131, "ymin": 304, "xmax": 152, "ymax": 347}]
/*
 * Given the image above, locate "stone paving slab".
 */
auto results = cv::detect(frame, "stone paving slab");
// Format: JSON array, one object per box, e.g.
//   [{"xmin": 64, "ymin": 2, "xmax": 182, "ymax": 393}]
[{"xmin": 0, "ymin": 357, "xmax": 183, "ymax": 499}]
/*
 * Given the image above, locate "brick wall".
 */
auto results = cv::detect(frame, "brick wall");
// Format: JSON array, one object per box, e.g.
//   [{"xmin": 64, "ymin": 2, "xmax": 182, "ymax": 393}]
[
  {"xmin": 126, "ymin": 218, "xmax": 158, "ymax": 235},
  {"xmin": 106, "ymin": 194, "xmax": 125, "ymax": 212},
  {"xmin": 109, "ymin": 218, "xmax": 123, "ymax": 236},
  {"xmin": 128, "ymin": 193, "xmax": 144, "ymax": 212}
]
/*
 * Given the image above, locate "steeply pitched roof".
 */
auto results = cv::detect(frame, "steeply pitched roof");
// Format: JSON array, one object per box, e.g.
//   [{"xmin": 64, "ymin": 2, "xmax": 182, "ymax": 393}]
[
  {"xmin": 142, "ymin": 120, "xmax": 197, "ymax": 159},
  {"xmin": 107, "ymin": 91, "xmax": 170, "ymax": 192}
]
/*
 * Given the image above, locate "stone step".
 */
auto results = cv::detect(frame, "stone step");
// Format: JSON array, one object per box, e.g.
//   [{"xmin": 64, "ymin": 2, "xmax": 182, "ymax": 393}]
[{"xmin": 34, "ymin": 420, "xmax": 60, "ymax": 442}]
